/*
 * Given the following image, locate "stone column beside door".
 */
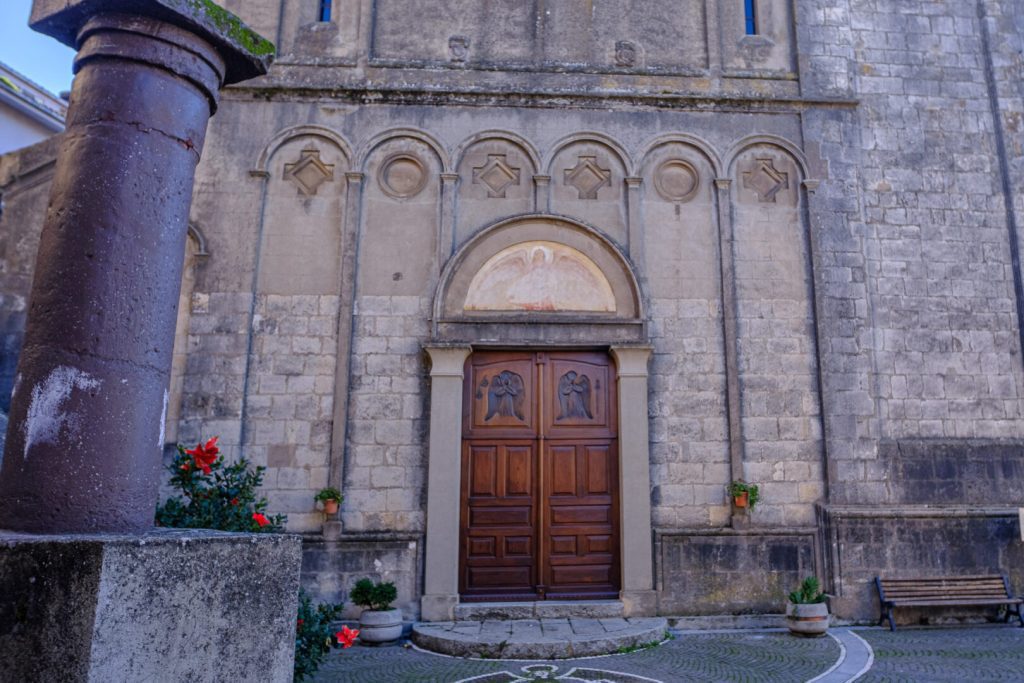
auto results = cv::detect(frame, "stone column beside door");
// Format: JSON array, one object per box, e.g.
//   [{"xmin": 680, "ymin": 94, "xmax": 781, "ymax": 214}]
[
  {"xmin": 611, "ymin": 346, "xmax": 657, "ymax": 616},
  {"xmin": 421, "ymin": 345, "xmax": 472, "ymax": 621}
]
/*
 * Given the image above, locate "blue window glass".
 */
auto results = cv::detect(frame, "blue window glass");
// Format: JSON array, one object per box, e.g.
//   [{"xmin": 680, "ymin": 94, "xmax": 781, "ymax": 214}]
[
  {"xmin": 319, "ymin": 0, "xmax": 332, "ymax": 22},
  {"xmin": 744, "ymin": 0, "xmax": 757, "ymax": 35}
]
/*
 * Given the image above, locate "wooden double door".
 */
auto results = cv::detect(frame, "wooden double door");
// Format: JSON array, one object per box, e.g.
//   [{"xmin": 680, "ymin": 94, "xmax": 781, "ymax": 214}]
[{"xmin": 460, "ymin": 350, "xmax": 620, "ymax": 602}]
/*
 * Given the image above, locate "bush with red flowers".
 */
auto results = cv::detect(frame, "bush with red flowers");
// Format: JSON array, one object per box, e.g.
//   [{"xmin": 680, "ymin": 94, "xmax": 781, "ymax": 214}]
[
  {"xmin": 155, "ymin": 436, "xmax": 286, "ymax": 532},
  {"xmin": 294, "ymin": 589, "xmax": 356, "ymax": 682}
]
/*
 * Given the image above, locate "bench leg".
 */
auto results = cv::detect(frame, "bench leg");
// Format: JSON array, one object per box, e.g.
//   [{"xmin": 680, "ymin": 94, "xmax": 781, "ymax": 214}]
[{"xmin": 886, "ymin": 606, "xmax": 896, "ymax": 632}]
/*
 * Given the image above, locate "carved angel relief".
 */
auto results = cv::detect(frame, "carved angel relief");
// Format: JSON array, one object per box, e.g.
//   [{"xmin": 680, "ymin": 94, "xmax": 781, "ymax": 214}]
[
  {"xmin": 481, "ymin": 371, "xmax": 526, "ymax": 421},
  {"xmin": 557, "ymin": 371, "xmax": 593, "ymax": 420}
]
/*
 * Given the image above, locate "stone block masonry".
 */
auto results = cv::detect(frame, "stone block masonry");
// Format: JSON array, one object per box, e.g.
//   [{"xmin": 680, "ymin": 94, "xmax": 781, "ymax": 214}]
[{"xmin": 0, "ymin": 530, "xmax": 301, "ymax": 682}]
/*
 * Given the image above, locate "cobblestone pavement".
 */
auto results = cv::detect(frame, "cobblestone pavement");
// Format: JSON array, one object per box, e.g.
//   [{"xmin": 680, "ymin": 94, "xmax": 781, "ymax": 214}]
[
  {"xmin": 856, "ymin": 625, "xmax": 1024, "ymax": 683},
  {"xmin": 313, "ymin": 625, "xmax": 1024, "ymax": 682},
  {"xmin": 314, "ymin": 629, "xmax": 840, "ymax": 682}
]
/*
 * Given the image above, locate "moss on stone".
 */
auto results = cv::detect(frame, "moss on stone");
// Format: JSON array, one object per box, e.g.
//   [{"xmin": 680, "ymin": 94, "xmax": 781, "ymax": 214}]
[{"xmin": 180, "ymin": 0, "xmax": 276, "ymax": 57}]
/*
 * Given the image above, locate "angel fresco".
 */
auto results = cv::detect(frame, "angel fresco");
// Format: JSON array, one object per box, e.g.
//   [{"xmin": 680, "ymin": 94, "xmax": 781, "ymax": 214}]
[{"xmin": 557, "ymin": 371, "xmax": 593, "ymax": 420}]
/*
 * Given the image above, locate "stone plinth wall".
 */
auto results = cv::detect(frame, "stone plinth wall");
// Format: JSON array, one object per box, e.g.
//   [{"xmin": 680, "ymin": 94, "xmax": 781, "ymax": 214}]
[
  {"xmin": 821, "ymin": 507, "xmax": 1024, "ymax": 623},
  {"xmin": 655, "ymin": 530, "xmax": 819, "ymax": 615},
  {"xmin": 300, "ymin": 532, "xmax": 422, "ymax": 620}
]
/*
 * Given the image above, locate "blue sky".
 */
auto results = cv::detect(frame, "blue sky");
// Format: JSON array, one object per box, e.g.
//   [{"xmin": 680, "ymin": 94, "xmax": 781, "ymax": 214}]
[{"xmin": 0, "ymin": 0, "xmax": 76, "ymax": 95}]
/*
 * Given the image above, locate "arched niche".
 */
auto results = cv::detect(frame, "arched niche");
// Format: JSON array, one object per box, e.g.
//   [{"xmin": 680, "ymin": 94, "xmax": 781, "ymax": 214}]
[{"xmin": 433, "ymin": 215, "xmax": 646, "ymax": 344}]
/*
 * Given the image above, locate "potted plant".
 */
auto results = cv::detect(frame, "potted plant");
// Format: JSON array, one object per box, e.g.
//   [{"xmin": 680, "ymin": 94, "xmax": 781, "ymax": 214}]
[
  {"xmin": 727, "ymin": 480, "xmax": 759, "ymax": 509},
  {"xmin": 350, "ymin": 578, "xmax": 401, "ymax": 643},
  {"xmin": 786, "ymin": 576, "xmax": 830, "ymax": 637},
  {"xmin": 315, "ymin": 487, "xmax": 343, "ymax": 515}
]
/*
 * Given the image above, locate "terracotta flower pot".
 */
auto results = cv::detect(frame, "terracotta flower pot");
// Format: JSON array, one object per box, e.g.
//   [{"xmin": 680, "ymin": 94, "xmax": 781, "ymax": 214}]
[
  {"xmin": 786, "ymin": 602, "xmax": 830, "ymax": 637},
  {"xmin": 733, "ymin": 492, "xmax": 749, "ymax": 508},
  {"xmin": 323, "ymin": 499, "xmax": 339, "ymax": 515},
  {"xmin": 358, "ymin": 608, "xmax": 403, "ymax": 643}
]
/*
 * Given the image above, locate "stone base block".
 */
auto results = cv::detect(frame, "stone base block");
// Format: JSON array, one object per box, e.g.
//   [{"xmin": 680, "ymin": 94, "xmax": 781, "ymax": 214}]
[
  {"xmin": 421, "ymin": 593, "xmax": 459, "ymax": 622},
  {"xmin": 0, "ymin": 528, "xmax": 302, "ymax": 682},
  {"xmin": 621, "ymin": 590, "xmax": 658, "ymax": 617}
]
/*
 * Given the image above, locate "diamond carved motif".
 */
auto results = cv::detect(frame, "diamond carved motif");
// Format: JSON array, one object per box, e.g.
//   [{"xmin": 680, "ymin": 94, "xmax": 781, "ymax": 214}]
[
  {"xmin": 742, "ymin": 157, "xmax": 789, "ymax": 203},
  {"xmin": 564, "ymin": 155, "xmax": 612, "ymax": 200},
  {"xmin": 284, "ymin": 145, "xmax": 335, "ymax": 197},
  {"xmin": 472, "ymin": 154, "xmax": 521, "ymax": 198}
]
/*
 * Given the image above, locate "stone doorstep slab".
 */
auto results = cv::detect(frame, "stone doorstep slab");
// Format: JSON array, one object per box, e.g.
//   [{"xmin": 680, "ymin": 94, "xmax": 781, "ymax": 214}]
[
  {"xmin": 412, "ymin": 617, "xmax": 669, "ymax": 659},
  {"xmin": 454, "ymin": 600, "xmax": 625, "ymax": 621}
]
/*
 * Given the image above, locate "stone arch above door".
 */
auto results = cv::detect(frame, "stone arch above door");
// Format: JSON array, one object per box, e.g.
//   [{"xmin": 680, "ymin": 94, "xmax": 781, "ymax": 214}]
[{"xmin": 433, "ymin": 215, "xmax": 646, "ymax": 344}]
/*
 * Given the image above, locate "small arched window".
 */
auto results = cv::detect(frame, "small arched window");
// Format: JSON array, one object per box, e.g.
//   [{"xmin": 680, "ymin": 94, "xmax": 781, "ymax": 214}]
[
  {"xmin": 744, "ymin": 0, "xmax": 758, "ymax": 35},
  {"xmin": 319, "ymin": 0, "xmax": 332, "ymax": 22}
]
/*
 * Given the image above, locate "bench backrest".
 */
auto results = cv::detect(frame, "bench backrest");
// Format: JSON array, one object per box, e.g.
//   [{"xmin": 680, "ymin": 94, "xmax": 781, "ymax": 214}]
[{"xmin": 877, "ymin": 575, "xmax": 1012, "ymax": 601}]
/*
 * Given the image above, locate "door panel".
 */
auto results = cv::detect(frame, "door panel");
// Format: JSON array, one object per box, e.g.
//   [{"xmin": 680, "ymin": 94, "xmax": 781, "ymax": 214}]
[
  {"xmin": 460, "ymin": 441, "xmax": 538, "ymax": 599},
  {"xmin": 460, "ymin": 351, "xmax": 620, "ymax": 601},
  {"xmin": 543, "ymin": 440, "xmax": 619, "ymax": 599}
]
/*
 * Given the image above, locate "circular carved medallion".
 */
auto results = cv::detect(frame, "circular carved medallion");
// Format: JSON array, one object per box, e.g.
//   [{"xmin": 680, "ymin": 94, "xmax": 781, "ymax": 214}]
[
  {"xmin": 654, "ymin": 159, "xmax": 700, "ymax": 203},
  {"xmin": 379, "ymin": 153, "xmax": 427, "ymax": 198}
]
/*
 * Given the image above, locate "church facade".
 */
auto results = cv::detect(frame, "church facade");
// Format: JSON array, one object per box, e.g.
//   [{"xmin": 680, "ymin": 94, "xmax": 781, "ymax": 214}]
[{"xmin": 2, "ymin": 0, "xmax": 1023, "ymax": 622}]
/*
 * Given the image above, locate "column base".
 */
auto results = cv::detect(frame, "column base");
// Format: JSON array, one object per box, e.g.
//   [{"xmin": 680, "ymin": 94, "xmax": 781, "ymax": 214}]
[
  {"xmin": 620, "ymin": 589, "xmax": 659, "ymax": 617},
  {"xmin": 421, "ymin": 593, "xmax": 460, "ymax": 622},
  {"xmin": 0, "ymin": 528, "xmax": 301, "ymax": 682}
]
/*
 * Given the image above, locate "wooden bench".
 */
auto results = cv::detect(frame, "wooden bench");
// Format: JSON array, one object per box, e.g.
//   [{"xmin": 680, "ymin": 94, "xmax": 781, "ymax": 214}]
[{"xmin": 876, "ymin": 575, "xmax": 1024, "ymax": 631}]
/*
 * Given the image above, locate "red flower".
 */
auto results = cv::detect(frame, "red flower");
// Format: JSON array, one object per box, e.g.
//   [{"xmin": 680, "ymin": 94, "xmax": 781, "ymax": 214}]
[
  {"xmin": 335, "ymin": 626, "xmax": 359, "ymax": 649},
  {"xmin": 252, "ymin": 512, "xmax": 270, "ymax": 528},
  {"xmin": 185, "ymin": 436, "xmax": 220, "ymax": 475},
  {"xmin": 296, "ymin": 618, "xmax": 304, "ymax": 632},
  {"xmin": 230, "ymin": 497, "xmax": 239, "ymax": 506}
]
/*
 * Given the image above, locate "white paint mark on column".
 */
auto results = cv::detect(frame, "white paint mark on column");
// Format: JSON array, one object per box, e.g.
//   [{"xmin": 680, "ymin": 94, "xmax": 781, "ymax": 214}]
[
  {"xmin": 23, "ymin": 366, "xmax": 101, "ymax": 459},
  {"xmin": 159, "ymin": 388, "xmax": 169, "ymax": 448}
]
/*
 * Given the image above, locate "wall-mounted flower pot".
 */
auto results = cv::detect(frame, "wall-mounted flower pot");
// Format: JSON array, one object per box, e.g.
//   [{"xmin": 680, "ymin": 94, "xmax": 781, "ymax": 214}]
[
  {"xmin": 733, "ymin": 492, "xmax": 749, "ymax": 508},
  {"xmin": 786, "ymin": 602, "xmax": 830, "ymax": 637},
  {"xmin": 358, "ymin": 608, "xmax": 403, "ymax": 643},
  {"xmin": 323, "ymin": 499, "xmax": 339, "ymax": 515}
]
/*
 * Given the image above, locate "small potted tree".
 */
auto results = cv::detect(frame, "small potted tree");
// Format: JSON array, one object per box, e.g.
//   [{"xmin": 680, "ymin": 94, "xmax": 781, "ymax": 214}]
[
  {"xmin": 315, "ymin": 487, "xmax": 343, "ymax": 515},
  {"xmin": 350, "ymin": 578, "xmax": 401, "ymax": 643},
  {"xmin": 786, "ymin": 576, "xmax": 830, "ymax": 637},
  {"xmin": 727, "ymin": 480, "xmax": 759, "ymax": 509}
]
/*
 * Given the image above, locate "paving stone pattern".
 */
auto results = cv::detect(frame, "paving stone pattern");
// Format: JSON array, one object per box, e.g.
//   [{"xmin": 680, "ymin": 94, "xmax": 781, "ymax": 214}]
[
  {"xmin": 857, "ymin": 626, "xmax": 1024, "ymax": 683},
  {"xmin": 314, "ymin": 630, "xmax": 840, "ymax": 682}
]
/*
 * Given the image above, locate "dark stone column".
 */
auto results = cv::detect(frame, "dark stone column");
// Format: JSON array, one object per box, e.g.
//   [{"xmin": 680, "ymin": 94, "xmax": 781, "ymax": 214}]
[{"xmin": 0, "ymin": 0, "xmax": 272, "ymax": 533}]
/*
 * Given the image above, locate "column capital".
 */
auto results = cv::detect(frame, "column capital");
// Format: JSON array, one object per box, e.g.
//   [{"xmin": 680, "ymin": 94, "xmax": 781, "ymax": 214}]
[
  {"xmin": 30, "ymin": 0, "xmax": 274, "ymax": 85},
  {"xmin": 424, "ymin": 345, "xmax": 472, "ymax": 377},
  {"xmin": 610, "ymin": 345, "xmax": 653, "ymax": 378}
]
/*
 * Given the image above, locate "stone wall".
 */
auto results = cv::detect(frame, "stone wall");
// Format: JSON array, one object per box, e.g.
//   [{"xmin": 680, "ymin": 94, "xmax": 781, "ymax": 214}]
[
  {"xmin": 0, "ymin": 136, "xmax": 60, "ymax": 412},
  {"xmin": 1, "ymin": 0, "xmax": 1023, "ymax": 621}
]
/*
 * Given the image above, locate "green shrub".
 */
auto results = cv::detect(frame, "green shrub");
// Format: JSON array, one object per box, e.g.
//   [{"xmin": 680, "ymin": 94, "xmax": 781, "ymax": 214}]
[
  {"xmin": 294, "ymin": 589, "xmax": 354, "ymax": 682},
  {"xmin": 155, "ymin": 437, "xmax": 286, "ymax": 532},
  {"xmin": 727, "ymin": 480, "xmax": 760, "ymax": 508},
  {"xmin": 788, "ymin": 576, "xmax": 827, "ymax": 604},
  {"xmin": 349, "ymin": 578, "xmax": 398, "ymax": 611},
  {"xmin": 314, "ymin": 487, "xmax": 343, "ymax": 503}
]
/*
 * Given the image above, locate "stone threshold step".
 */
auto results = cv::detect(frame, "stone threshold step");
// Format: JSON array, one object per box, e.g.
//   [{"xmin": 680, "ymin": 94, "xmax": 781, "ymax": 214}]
[
  {"xmin": 454, "ymin": 600, "xmax": 624, "ymax": 621},
  {"xmin": 412, "ymin": 617, "xmax": 669, "ymax": 659}
]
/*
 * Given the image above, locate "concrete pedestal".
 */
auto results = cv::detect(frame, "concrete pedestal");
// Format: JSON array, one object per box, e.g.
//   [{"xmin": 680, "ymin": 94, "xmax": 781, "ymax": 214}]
[{"xmin": 0, "ymin": 529, "xmax": 301, "ymax": 682}]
